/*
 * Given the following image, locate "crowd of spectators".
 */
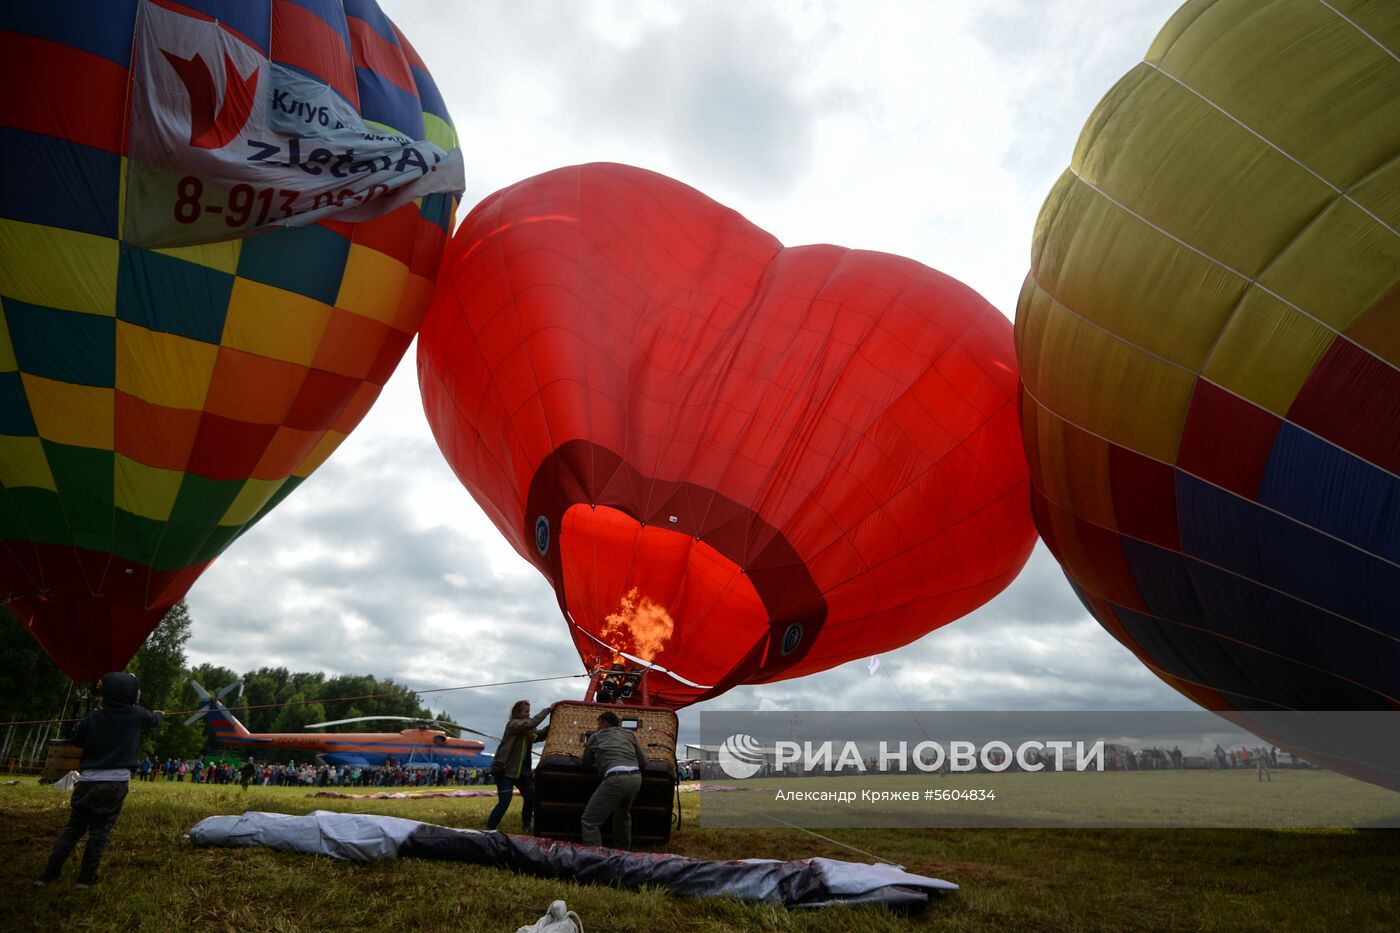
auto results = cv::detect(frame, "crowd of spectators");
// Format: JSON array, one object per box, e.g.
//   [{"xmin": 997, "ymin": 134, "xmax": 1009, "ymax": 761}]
[
  {"xmin": 1213, "ymin": 745, "xmax": 1284, "ymax": 770},
  {"xmin": 134, "ymin": 756, "xmax": 499, "ymax": 787},
  {"xmin": 676, "ymin": 743, "xmax": 1308, "ymax": 781},
  {"xmin": 134, "ymin": 744, "xmax": 1307, "ymax": 788}
]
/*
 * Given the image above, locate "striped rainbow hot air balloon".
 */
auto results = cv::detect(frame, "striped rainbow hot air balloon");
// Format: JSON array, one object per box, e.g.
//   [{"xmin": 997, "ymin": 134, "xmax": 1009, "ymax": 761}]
[
  {"xmin": 0, "ymin": 0, "xmax": 462, "ymax": 680},
  {"xmin": 1016, "ymin": 0, "xmax": 1398, "ymax": 780}
]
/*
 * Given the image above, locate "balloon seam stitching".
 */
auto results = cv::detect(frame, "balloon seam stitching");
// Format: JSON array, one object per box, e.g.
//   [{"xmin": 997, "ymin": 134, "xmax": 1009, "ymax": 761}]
[
  {"xmin": 1317, "ymin": 0, "xmax": 1400, "ymax": 65},
  {"xmin": 1022, "ymin": 277, "xmax": 1400, "ymax": 487},
  {"xmin": 1062, "ymin": 169, "xmax": 1400, "ymax": 385},
  {"xmin": 1022, "ymin": 379, "xmax": 1400, "ymax": 573},
  {"xmin": 1029, "ymin": 470, "xmax": 1400, "ymax": 645},
  {"xmin": 1068, "ymin": 580, "xmax": 1398, "ymax": 707}
]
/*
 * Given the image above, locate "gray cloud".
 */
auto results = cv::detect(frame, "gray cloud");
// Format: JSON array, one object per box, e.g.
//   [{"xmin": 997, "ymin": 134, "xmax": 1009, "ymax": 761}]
[
  {"xmin": 405, "ymin": 0, "xmax": 852, "ymax": 202},
  {"xmin": 966, "ymin": 0, "xmax": 1183, "ymax": 201},
  {"xmin": 553, "ymin": 7, "xmax": 849, "ymax": 198}
]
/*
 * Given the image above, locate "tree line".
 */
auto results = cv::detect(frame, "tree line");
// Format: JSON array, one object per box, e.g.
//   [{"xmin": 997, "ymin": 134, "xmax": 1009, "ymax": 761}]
[{"xmin": 1, "ymin": 603, "xmax": 456, "ymax": 765}]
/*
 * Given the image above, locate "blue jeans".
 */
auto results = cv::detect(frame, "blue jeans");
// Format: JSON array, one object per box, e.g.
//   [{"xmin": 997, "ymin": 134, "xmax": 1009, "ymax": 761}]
[{"xmin": 485, "ymin": 771, "xmax": 535, "ymax": 831}]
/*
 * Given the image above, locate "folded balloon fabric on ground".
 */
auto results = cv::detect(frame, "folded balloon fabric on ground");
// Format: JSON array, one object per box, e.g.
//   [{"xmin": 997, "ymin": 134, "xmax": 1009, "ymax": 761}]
[{"xmin": 188, "ymin": 810, "xmax": 957, "ymax": 910}]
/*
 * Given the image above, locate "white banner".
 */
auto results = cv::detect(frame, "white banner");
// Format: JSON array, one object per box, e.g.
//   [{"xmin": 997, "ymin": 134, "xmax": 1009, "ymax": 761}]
[{"xmin": 123, "ymin": 0, "xmax": 464, "ymax": 248}]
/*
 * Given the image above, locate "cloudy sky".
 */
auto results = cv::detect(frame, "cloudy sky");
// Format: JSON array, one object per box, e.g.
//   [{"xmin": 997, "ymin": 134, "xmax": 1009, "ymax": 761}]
[{"xmin": 184, "ymin": 0, "xmax": 1199, "ymax": 746}]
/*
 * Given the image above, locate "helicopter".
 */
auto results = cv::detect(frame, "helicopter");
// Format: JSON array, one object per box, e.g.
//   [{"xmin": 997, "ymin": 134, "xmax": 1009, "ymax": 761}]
[{"xmin": 185, "ymin": 680, "xmax": 496, "ymax": 770}]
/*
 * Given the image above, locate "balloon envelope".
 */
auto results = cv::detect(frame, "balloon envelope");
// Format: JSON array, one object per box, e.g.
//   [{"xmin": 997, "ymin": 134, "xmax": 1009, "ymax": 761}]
[
  {"xmin": 420, "ymin": 163, "xmax": 1035, "ymax": 707},
  {"xmin": 0, "ymin": 0, "xmax": 458, "ymax": 680},
  {"xmin": 1016, "ymin": 1, "xmax": 1400, "ymax": 781}
]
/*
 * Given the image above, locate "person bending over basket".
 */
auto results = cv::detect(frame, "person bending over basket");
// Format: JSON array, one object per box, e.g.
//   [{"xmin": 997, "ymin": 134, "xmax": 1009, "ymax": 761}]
[{"xmin": 579, "ymin": 711, "xmax": 648, "ymax": 848}]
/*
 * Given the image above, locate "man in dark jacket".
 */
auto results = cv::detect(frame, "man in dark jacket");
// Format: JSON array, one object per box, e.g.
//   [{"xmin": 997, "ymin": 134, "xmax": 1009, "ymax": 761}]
[
  {"xmin": 239, "ymin": 757, "xmax": 257, "ymax": 791},
  {"xmin": 35, "ymin": 672, "xmax": 164, "ymax": 888},
  {"xmin": 579, "ymin": 711, "xmax": 648, "ymax": 848}
]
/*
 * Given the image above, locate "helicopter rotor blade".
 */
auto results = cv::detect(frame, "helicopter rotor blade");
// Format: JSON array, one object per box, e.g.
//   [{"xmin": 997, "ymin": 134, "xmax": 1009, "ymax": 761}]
[
  {"xmin": 302, "ymin": 715, "xmax": 499, "ymax": 741},
  {"xmin": 217, "ymin": 678, "xmax": 244, "ymax": 702},
  {"xmin": 303, "ymin": 715, "xmax": 418, "ymax": 729},
  {"xmin": 427, "ymin": 720, "xmax": 499, "ymax": 741},
  {"xmin": 186, "ymin": 679, "xmax": 220, "ymax": 725}
]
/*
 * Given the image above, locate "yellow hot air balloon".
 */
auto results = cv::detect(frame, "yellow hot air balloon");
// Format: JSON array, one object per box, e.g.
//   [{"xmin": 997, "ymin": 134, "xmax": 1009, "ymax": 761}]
[{"xmin": 1016, "ymin": 0, "xmax": 1399, "ymax": 785}]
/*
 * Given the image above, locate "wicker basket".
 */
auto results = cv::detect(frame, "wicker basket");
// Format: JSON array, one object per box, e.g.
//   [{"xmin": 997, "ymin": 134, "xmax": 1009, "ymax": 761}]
[
  {"xmin": 535, "ymin": 701, "xmax": 679, "ymax": 846},
  {"xmin": 542, "ymin": 701, "xmax": 677, "ymax": 771},
  {"xmin": 40, "ymin": 739, "xmax": 81, "ymax": 783}
]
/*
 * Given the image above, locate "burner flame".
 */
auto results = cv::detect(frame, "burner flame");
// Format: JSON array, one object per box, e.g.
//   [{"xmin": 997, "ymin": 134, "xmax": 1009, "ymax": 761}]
[{"xmin": 598, "ymin": 587, "xmax": 674, "ymax": 663}]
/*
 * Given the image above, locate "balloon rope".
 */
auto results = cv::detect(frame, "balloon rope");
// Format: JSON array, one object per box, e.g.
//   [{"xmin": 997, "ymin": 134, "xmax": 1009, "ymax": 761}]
[
  {"xmin": 879, "ymin": 665, "xmax": 937, "ymax": 745},
  {"xmin": 1, "ymin": 673, "xmax": 591, "ymax": 727},
  {"xmin": 758, "ymin": 813, "xmax": 901, "ymax": 867}
]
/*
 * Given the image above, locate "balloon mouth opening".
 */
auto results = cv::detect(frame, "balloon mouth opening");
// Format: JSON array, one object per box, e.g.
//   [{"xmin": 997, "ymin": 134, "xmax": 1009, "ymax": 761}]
[{"xmin": 557, "ymin": 503, "xmax": 772, "ymax": 698}]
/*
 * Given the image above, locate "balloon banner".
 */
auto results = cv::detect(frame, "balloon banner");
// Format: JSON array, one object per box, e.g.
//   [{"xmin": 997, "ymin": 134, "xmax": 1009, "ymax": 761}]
[{"xmin": 123, "ymin": 0, "xmax": 465, "ymax": 248}]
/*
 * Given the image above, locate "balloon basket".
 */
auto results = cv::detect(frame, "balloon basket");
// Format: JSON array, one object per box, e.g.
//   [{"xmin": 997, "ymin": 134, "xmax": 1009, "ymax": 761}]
[
  {"xmin": 533, "ymin": 700, "xmax": 678, "ymax": 847},
  {"xmin": 40, "ymin": 739, "xmax": 82, "ymax": 784}
]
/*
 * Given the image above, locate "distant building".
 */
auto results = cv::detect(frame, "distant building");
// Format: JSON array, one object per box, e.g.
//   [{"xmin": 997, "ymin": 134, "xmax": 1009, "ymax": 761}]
[
  {"xmin": 683, "ymin": 744, "xmax": 779, "ymax": 761},
  {"xmin": 683, "ymin": 743, "xmax": 785, "ymax": 778}
]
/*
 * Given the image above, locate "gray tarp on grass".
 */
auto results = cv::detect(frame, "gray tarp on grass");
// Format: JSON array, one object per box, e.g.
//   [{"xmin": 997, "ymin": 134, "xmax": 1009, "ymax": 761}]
[{"xmin": 189, "ymin": 810, "xmax": 956, "ymax": 909}]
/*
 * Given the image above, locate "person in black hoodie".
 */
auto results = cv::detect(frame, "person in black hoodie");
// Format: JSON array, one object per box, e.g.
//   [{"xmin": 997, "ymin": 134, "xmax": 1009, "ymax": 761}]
[{"xmin": 34, "ymin": 672, "xmax": 163, "ymax": 888}]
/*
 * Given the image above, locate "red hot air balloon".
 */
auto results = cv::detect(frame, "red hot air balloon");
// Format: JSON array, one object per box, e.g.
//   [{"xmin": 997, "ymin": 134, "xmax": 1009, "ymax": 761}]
[{"xmin": 419, "ymin": 163, "xmax": 1034, "ymax": 707}]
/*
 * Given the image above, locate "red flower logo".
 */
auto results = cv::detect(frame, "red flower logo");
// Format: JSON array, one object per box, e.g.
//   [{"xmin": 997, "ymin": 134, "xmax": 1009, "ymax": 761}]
[{"xmin": 161, "ymin": 49, "xmax": 258, "ymax": 149}]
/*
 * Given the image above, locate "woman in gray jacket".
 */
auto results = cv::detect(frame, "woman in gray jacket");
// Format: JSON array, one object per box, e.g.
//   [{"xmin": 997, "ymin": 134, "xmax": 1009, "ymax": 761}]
[{"xmin": 486, "ymin": 699, "xmax": 550, "ymax": 833}]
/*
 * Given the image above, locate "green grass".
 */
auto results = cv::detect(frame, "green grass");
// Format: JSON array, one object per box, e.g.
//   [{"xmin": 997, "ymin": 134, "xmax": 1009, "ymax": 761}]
[
  {"xmin": 706, "ymin": 769, "xmax": 1400, "ymax": 828},
  {"xmin": 3, "ymin": 779, "xmax": 1398, "ymax": 932}
]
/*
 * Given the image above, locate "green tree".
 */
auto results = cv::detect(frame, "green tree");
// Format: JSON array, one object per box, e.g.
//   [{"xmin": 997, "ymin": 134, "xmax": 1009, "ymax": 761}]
[
  {"xmin": 0, "ymin": 606, "xmax": 77, "ymax": 768},
  {"xmin": 241, "ymin": 667, "xmax": 292, "ymax": 733},
  {"xmin": 148, "ymin": 716, "xmax": 207, "ymax": 761},
  {"xmin": 433, "ymin": 709, "xmax": 460, "ymax": 737},
  {"xmin": 299, "ymin": 701, "xmax": 326, "ymax": 729},
  {"xmin": 271, "ymin": 694, "xmax": 326, "ymax": 733},
  {"xmin": 289, "ymin": 670, "xmax": 325, "ymax": 698},
  {"xmin": 127, "ymin": 602, "xmax": 198, "ymax": 760},
  {"xmin": 188, "ymin": 662, "xmax": 240, "ymax": 698},
  {"xmin": 129, "ymin": 601, "xmax": 192, "ymax": 712},
  {"xmin": 318, "ymin": 674, "xmax": 432, "ymax": 725},
  {"xmin": 0, "ymin": 606, "xmax": 74, "ymax": 724}
]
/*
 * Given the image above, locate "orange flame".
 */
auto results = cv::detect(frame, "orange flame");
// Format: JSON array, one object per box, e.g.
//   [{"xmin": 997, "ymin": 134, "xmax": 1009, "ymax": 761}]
[{"xmin": 598, "ymin": 587, "xmax": 674, "ymax": 664}]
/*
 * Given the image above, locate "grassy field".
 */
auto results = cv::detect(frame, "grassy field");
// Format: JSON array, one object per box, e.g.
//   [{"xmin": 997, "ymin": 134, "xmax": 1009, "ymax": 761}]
[
  {"xmin": 3, "ymin": 778, "xmax": 1398, "ymax": 932},
  {"xmin": 703, "ymin": 769, "xmax": 1400, "ymax": 828}
]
